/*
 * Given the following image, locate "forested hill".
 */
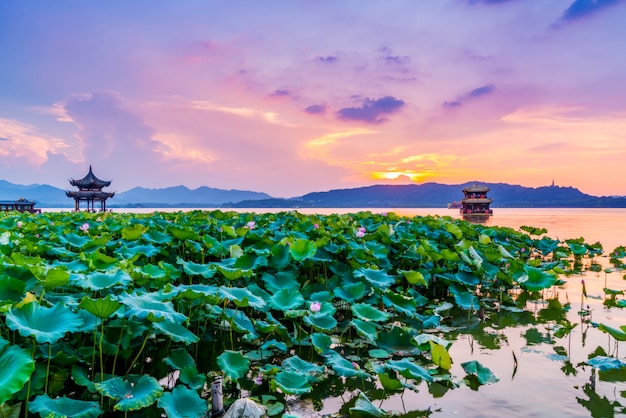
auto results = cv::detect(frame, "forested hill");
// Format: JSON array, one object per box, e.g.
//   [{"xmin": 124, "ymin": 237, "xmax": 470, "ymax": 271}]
[{"xmin": 225, "ymin": 182, "xmax": 626, "ymax": 208}]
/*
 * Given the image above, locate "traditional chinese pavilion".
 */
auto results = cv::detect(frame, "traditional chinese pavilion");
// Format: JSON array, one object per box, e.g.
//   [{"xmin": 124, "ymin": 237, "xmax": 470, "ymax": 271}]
[
  {"xmin": 460, "ymin": 183, "xmax": 493, "ymax": 219},
  {"xmin": 66, "ymin": 166, "xmax": 115, "ymax": 212}
]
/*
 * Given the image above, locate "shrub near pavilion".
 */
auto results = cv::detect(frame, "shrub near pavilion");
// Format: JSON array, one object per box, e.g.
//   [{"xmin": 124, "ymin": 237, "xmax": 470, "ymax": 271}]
[{"xmin": 0, "ymin": 210, "xmax": 606, "ymax": 416}]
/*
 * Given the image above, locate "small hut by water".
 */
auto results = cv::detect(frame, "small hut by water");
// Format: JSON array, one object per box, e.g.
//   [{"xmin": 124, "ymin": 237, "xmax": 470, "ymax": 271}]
[{"xmin": 460, "ymin": 183, "xmax": 493, "ymax": 219}]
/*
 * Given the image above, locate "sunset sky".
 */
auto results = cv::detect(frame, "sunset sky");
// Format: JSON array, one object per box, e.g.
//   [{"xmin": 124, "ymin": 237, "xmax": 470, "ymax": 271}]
[{"xmin": 1, "ymin": 1, "xmax": 626, "ymax": 197}]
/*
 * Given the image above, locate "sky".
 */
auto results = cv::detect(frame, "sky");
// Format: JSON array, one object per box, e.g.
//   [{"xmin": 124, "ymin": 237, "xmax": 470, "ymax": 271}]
[{"xmin": 1, "ymin": 0, "xmax": 626, "ymax": 198}]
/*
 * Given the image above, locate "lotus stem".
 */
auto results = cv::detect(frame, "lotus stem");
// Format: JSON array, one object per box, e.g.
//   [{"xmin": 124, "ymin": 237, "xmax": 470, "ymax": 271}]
[
  {"xmin": 112, "ymin": 316, "xmax": 126, "ymax": 376},
  {"xmin": 99, "ymin": 319, "xmax": 105, "ymax": 382},
  {"xmin": 125, "ymin": 329, "xmax": 151, "ymax": 376},
  {"xmin": 45, "ymin": 343, "xmax": 52, "ymax": 394}
]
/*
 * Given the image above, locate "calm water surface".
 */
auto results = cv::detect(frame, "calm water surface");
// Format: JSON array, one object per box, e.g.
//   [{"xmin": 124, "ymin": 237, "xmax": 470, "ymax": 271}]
[{"xmin": 46, "ymin": 207, "xmax": 626, "ymax": 417}]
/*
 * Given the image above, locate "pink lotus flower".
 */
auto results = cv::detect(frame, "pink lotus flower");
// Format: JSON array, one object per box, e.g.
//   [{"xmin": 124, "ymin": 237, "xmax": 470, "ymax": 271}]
[
  {"xmin": 16, "ymin": 221, "xmax": 22, "ymax": 228},
  {"xmin": 314, "ymin": 223, "xmax": 319, "ymax": 229},
  {"xmin": 310, "ymin": 302, "xmax": 321, "ymax": 312},
  {"xmin": 352, "ymin": 361, "xmax": 360, "ymax": 369},
  {"xmin": 79, "ymin": 223, "xmax": 89, "ymax": 232},
  {"xmin": 246, "ymin": 221, "xmax": 256, "ymax": 229},
  {"xmin": 356, "ymin": 227, "xmax": 366, "ymax": 238},
  {"xmin": 253, "ymin": 375, "xmax": 263, "ymax": 385}
]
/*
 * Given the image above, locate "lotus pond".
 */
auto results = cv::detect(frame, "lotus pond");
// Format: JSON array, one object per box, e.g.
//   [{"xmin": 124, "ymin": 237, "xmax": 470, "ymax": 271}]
[{"xmin": 1, "ymin": 210, "xmax": 625, "ymax": 417}]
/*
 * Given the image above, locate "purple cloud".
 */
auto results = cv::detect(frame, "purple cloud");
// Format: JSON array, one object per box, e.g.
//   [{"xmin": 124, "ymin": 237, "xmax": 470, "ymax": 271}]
[
  {"xmin": 561, "ymin": 0, "xmax": 622, "ymax": 20},
  {"xmin": 443, "ymin": 84, "xmax": 495, "ymax": 108},
  {"xmin": 337, "ymin": 96, "xmax": 405, "ymax": 124},
  {"xmin": 0, "ymin": 137, "xmax": 10, "ymax": 141},
  {"xmin": 271, "ymin": 89, "xmax": 290, "ymax": 97},
  {"xmin": 305, "ymin": 104, "xmax": 327, "ymax": 115},
  {"xmin": 378, "ymin": 47, "xmax": 411, "ymax": 65},
  {"xmin": 316, "ymin": 56, "xmax": 338, "ymax": 63}
]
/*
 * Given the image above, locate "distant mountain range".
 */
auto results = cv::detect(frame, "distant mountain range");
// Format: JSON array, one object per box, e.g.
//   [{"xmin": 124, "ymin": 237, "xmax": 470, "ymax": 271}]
[{"xmin": 2, "ymin": 179, "xmax": 626, "ymax": 208}]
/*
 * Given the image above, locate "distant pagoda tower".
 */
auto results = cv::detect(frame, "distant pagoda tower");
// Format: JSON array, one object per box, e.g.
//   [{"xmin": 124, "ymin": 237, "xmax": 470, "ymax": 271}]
[{"xmin": 66, "ymin": 166, "xmax": 115, "ymax": 212}]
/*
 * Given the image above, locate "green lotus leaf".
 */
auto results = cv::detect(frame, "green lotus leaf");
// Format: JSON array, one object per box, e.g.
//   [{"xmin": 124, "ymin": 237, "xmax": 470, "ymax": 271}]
[
  {"xmin": 586, "ymin": 356, "xmax": 626, "ymax": 370},
  {"xmin": 88, "ymin": 251, "xmax": 119, "ymax": 270},
  {"xmin": 168, "ymin": 226, "xmax": 201, "ymax": 241},
  {"xmin": 351, "ymin": 319, "xmax": 379, "ymax": 342},
  {"xmin": 28, "ymin": 394, "xmax": 103, "ymax": 418},
  {"xmin": 217, "ymin": 351, "xmax": 250, "ymax": 381},
  {"xmin": 157, "ymin": 385, "xmax": 207, "ymax": 418},
  {"xmin": 597, "ymin": 323, "xmax": 626, "ymax": 341},
  {"xmin": 349, "ymin": 392, "xmax": 388, "ymax": 418},
  {"xmin": 216, "ymin": 265, "xmax": 252, "ymax": 281},
  {"xmin": 138, "ymin": 263, "xmax": 168, "ymax": 280},
  {"xmin": 164, "ymin": 349, "xmax": 197, "ymax": 371},
  {"xmin": 310, "ymin": 333, "xmax": 332, "ymax": 355},
  {"xmin": 518, "ymin": 266, "xmax": 557, "ymax": 292},
  {"xmin": 461, "ymin": 360, "xmax": 499, "ymax": 385},
  {"xmin": 568, "ymin": 242, "xmax": 588, "ymax": 255},
  {"xmin": 0, "ymin": 338, "xmax": 36, "ymax": 405},
  {"xmin": 95, "ymin": 375, "xmax": 163, "ymax": 411},
  {"xmin": 77, "ymin": 269, "xmax": 132, "ymax": 291},
  {"xmin": 116, "ymin": 243, "xmax": 160, "ymax": 259},
  {"xmin": 386, "ymin": 358, "xmax": 433, "ymax": 382},
  {"xmin": 351, "ymin": 303, "xmax": 390, "ymax": 322},
  {"xmin": 334, "ymin": 281, "xmax": 366, "ymax": 302},
  {"xmin": 60, "ymin": 233, "xmax": 90, "ymax": 248},
  {"xmin": 268, "ymin": 289, "xmax": 304, "ymax": 311},
  {"xmin": 79, "ymin": 295, "xmax": 122, "ymax": 319},
  {"xmin": 289, "ymin": 239, "xmax": 317, "ymax": 262},
  {"xmin": 399, "ymin": 270, "xmax": 428, "ymax": 286},
  {"xmin": 121, "ymin": 224, "xmax": 148, "ymax": 240},
  {"xmin": 119, "ymin": 293, "xmax": 187, "ymax": 324},
  {"xmin": 177, "ymin": 257, "xmax": 216, "ymax": 278},
  {"xmin": 0, "ymin": 275, "xmax": 26, "ymax": 305},
  {"xmin": 274, "ymin": 370, "xmax": 312, "ymax": 395},
  {"xmin": 6, "ymin": 302, "xmax": 83, "ymax": 344},
  {"xmin": 452, "ymin": 291, "xmax": 480, "ymax": 311},
  {"xmin": 325, "ymin": 351, "xmax": 370, "ymax": 379},
  {"xmin": 143, "ymin": 229, "xmax": 172, "ymax": 244},
  {"xmin": 377, "ymin": 372, "xmax": 403, "ymax": 391},
  {"xmin": 429, "ymin": 341, "xmax": 452, "ymax": 370},
  {"xmin": 269, "ymin": 244, "xmax": 291, "ymax": 269},
  {"xmin": 282, "ymin": 355, "xmax": 324, "ymax": 377},
  {"xmin": 354, "ymin": 268, "xmax": 395, "ymax": 289},
  {"xmin": 218, "ymin": 287, "xmax": 266, "ymax": 309},
  {"xmin": 223, "ymin": 308, "xmax": 258, "ymax": 338},
  {"xmin": 179, "ymin": 367, "xmax": 207, "ymax": 390},
  {"xmin": 153, "ymin": 321, "xmax": 200, "ymax": 344},
  {"xmin": 382, "ymin": 291, "xmax": 417, "ymax": 317},
  {"xmin": 369, "ymin": 349, "xmax": 391, "ymax": 359},
  {"xmin": 364, "ymin": 241, "xmax": 388, "ymax": 259},
  {"xmin": 303, "ymin": 313, "xmax": 337, "ymax": 332},
  {"xmin": 262, "ymin": 271, "xmax": 299, "ymax": 292},
  {"xmin": 41, "ymin": 267, "xmax": 70, "ymax": 289}
]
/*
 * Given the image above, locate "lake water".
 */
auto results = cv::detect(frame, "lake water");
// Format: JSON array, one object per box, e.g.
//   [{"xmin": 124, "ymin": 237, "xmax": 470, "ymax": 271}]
[{"xmin": 43, "ymin": 207, "xmax": 626, "ymax": 416}]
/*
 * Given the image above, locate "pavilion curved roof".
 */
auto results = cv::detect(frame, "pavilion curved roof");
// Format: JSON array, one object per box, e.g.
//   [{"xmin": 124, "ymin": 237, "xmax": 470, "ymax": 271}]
[{"xmin": 69, "ymin": 166, "xmax": 111, "ymax": 190}]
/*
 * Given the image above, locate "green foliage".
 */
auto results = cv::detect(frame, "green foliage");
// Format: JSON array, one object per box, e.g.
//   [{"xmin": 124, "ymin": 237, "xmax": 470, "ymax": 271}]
[{"xmin": 0, "ymin": 210, "xmax": 607, "ymax": 415}]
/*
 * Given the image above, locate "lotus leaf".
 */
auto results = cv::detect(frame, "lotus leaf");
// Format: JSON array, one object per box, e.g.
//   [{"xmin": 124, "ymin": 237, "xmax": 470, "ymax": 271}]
[
  {"xmin": 334, "ymin": 281, "xmax": 366, "ymax": 302},
  {"xmin": 282, "ymin": 355, "xmax": 324, "ymax": 377},
  {"xmin": 354, "ymin": 268, "xmax": 395, "ymax": 289},
  {"xmin": 121, "ymin": 224, "xmax": 148, "ymax": 240},
  {"xmin": 88, "ymin": 251, "xmax": 119, "ymax": 270},
  {"xmin": 95, "ymin": 375, "xmax": 163, "ymax": 411},
  {"xmin": 116, "ymin": 243, "xmax": 160, "ymax": 259},
  {"xmin": 586, "ymin": 356, "xmax": 626, "ymax": 371},
  {"xmin": 429, "ymin": 341, "xmax": 452, "ymax": 370},
  {"xmin": 518, "ymin": 266, "xmax": 557, "ymax": 292},
  {"xmin": 0, "ymin": 276, "xmax": 26, "ymax": 305},
  {"xmin": 0, "ymin": 402, "xmax": 20, "ymax": 418},
  {"xmin": 216, "ymin": 265, "xmax": 252, "ymax": 281},
  {"xmin": 377, "ymin": 372, "xmax": 403, "ymax": 391},
  {"xmin": 352, "ymin": 303, "xmax": 390, "ymax": 322},
  {"xmin": 452, "ymin": 291, "xmax": 480, "ymax": 311},
  {"xmin": 41, "ymin": 267, "xmax": 71, "ymax": 289},
  {"xmin": 28, "ymin": 394, "xmax": 103, "ymax": 418},
  {"xmin": 77, "ymin": 269, "xmax": 132, "ymax": 291},
  {"xmin": 268, "ymin": 289, "xmax": 304, "ymax": 311},
  {"xmin": 164, "ymin": 348, "xmax": 197, "ymax": 371},
  {"xmin": 6, "ymin": 302, "xmax": 83, "ymax": 344},
  {"xmin": 349, "ymin": 392, "xmax": 388, "ymax": 417},
  {"xmin": 382, "ymin": 291, "xmax": 417, "ymax": 317},
  {"xmin": 218, "ymin": 286, "xmax": 266, "ymax": 309},
  {"xmin": 153, "ymin": 321, "xmax": 200, "ymax": 343},
  {"xmin": 303, "ymin": 313, "xmax": 337, "ymax": 332},
  {"xmin": 386, "ymin": 358, "xmax": 433, "ymax": 382},
  {"xmin": 325, "ymin": 351, "xmax": 370, "ymax": 379},
  {"xmin": 119, "ymin": 293, "xmax": 187, "ymax": 324},
  {"xmin": 157, "ymin": 385, "xmax": 207, "ymax": 418},
  {"xmin": 310, "ymin": 333, "xmax": 332, "ymax": 355},
  {"xmin": 400, "ymin": 270, "xmax": 428, "ymax": 286},
  {"xmin": 79, "ymin": 295, "xmax": 122, "ymax": 319},
  {"xmin": 289, "ymin": 239, "xmax": 317, "ymax": 262},
  {"xmin": 262, "ymin": 271, "xmax": 300, "ymax": 292},
  {"xmin": 461, "ymin": 360, "xmax": 499, "ymax": 385},
  {"xmin": 217, "ymin": 351, "xmax": 250, "ymax": 381},
  {"xmin": 351, "ymin": 319, "xmax": 379, "ymax": 342},
  {"xmin": 596, "ymin": 323, "xmax": 626, "ymax": 341},
  {"xmin": 0, "ymin": 338, "xmax": 36, "ymax": 404},
  {"xmin": 274, "ymin": 370, "xmax": 313, "ymax": 395},
  {"xmin": 177, "ymin": 257, "xmax": 216, "ymax": 279}
]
